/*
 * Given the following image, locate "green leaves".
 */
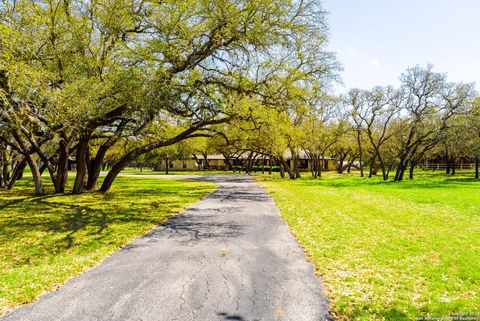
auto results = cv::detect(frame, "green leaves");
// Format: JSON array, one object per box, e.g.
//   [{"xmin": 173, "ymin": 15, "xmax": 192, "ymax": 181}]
[{"xmin": 0, "ymin": 0, "xmax": 338, "ymax": 191}]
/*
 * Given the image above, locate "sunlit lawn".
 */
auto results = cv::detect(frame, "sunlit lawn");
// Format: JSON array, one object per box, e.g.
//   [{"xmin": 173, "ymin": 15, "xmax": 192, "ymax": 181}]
[
  {"xmin": 258, "ymin": 171, "xmax": 480, "ymax": 321},
  {"xmin": 0, "ymin": 177, "xmax": 215, "ymax": 316}
]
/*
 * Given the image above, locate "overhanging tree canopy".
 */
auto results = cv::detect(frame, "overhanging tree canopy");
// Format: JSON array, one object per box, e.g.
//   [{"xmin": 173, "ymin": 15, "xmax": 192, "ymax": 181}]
[{"xmin": 0, "ymin": 0, "xmax": 337, "ymax": 194}]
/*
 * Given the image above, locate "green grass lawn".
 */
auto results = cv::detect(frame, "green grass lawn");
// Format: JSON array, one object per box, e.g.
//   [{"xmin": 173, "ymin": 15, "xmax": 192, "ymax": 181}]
[
  {"xmin": 258, "ymin": 171, "xmax": 480, "ymax": 321},
  {"xmin": 0, "ymin": 177, "xmax": 215, "ymax": 316}
]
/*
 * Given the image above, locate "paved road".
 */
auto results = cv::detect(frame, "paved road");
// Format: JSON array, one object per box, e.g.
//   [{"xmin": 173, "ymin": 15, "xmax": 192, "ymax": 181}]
[{"xmin": 2, "ymin": 175, "xmax": 332, "ymax": 321}]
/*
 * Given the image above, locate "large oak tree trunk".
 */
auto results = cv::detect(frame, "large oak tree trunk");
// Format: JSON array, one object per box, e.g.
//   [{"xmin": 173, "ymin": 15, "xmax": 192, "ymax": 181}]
[
  {"xmin": 73, "ymin": 136, "xmax": 90, "ymax": 194},
  {"xmin": 26, "ymin": 155, "xmax": 44, "ymax": 196},
  {"xmin": 409, "ymin": 162, "xmax": 415, "ymax": 179},
  {"xmin": 87, "ymin": 146, "xmax": 109, "ymax": 190},
  {"xmin": 202, "ymin": 152, "xmax": 210, "ymax": 170},
  {"xmin": 0, "ymin": 147, "xmax": 7, "ymax": 188},
  {"xmin": 280, "ymin": 160, "xmax": 295, "ymax": 179},
  {"xmin": 279, "ymin": 158, "xmax": 285, "ymax": 178},
  {"xmin": 381, "ymin": 162, "xmax": 388, "ymax": 181},
  {"xmin": 55, "ymin": 140, "xmax": 70, "ymax": 193},
  {"xmin": 294, "ymin": 156, "xmax": 301, "ymax": 178},
  {"xmin": 394, "ymin": 156, "xmax": 406, "ymax": 181},
  {"xmin": 7, "ymin": 158, "xmax": 27, "ymax": 190},
  {"xmin": 87, "ymin": 121, "xmax": 127, "ymax": 190},
  {"xmin": 100, "ymin": 158, "xmax": 130, "ymax": 192}
]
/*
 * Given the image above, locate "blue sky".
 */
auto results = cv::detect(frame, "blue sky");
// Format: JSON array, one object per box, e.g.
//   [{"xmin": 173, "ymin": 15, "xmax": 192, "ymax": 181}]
[{"xmin": 322, "ymin": 0, "xmax": 480, "ymax": 93}]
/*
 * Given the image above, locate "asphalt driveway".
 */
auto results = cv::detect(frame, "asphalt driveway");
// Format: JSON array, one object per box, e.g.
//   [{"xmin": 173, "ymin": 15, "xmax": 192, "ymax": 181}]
[{"xmin": 2, "ymin": 175, "xmax": 332, "ymax": 321}]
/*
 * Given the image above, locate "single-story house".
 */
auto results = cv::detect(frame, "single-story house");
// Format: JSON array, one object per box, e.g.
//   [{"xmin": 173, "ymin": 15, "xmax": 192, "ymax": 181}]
[{"xmin": 153, "ymin": 152, "xmax": 336, "ymax": 172}]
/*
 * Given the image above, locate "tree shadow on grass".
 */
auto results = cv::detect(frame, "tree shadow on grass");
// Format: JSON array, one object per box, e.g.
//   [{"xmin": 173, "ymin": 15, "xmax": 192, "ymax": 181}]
[
  {"xmin": 0, "ymin": 182, "xmax": 213, "ymax": 264},
  {"xmin": 293, "ymin": 174, "xmax": 480, "ymax": 190}
]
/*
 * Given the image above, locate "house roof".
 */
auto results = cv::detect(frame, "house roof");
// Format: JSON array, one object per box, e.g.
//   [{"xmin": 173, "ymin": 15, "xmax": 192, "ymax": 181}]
[
  {"xmin": 194, "ymin": 154, "xmax": 226, "ymax": 160},
  {"xmin": 194, "ymin": 152, "xmax": 334, "ymax": 160}
]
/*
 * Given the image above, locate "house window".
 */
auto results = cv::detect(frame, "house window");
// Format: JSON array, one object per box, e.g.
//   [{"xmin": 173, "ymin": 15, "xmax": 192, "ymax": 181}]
[
  {"xmin": 182, "ymin": 162, "xmax": 187, "ymax": 169},
  {"xmin": 169, "ymin": 162, "xmax": 174, "ymax": 168},
  {"xmin": 323, "ymin": 160, "xmax": 328, "ymax": 169}
]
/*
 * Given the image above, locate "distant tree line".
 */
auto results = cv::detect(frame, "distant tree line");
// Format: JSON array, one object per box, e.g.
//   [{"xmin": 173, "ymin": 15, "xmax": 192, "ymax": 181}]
[
  {"xmin": 191, "ymin": 65, "xmax": 477, "ymax": 181},
  {"xmin": 1, "ymin": 1, "xmax": 477, "ymax": 196}
]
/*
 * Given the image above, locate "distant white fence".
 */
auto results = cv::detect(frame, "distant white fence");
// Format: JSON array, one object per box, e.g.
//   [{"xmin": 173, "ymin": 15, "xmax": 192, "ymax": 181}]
[{"xmin": 420, "ymin": 162, "xmax": 475, "ymax": 170}]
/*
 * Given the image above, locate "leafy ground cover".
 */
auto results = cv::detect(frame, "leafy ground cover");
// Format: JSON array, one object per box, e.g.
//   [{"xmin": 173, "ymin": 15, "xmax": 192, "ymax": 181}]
[
  {"xmin": 258, "ymin": 171, "xmax": 480, "ymax": 321},
  {"xmin": 0, "ymin": 177, "xmax": 215, "ymax": 315}
]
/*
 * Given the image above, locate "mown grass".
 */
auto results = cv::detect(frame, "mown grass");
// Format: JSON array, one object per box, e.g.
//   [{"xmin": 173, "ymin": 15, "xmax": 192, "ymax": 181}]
[
  {"xmin": 258, "ymin": 171, "xmax": 480, "ymax": 321},
  {"xmin": 0, "ymin": 177, "xmax": 215, "ymax": 316}
]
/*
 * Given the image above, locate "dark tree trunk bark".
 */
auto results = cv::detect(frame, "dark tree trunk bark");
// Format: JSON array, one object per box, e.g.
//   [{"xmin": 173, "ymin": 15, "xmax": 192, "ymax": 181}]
[
  {"xmin": 86, "ymin": 121, "xmax": 127, "ymax": 190},
  {"xmin": 0, "ymin": 148, "xmax": 6, "ymax": 188},
  {"xmin": 294, "ymin": 156, "xmax": 301, "ymax": 178},
  {"xmin": 192, "ymin": 154, "xmax": 202, "ymax": 170},
  {"xmin": 386, "ymin": 163, "xmax": 394, "ymax": 180},
  {"xmin": 2, "ymin": 160, "xmax": 9, "ymax": 183},
  {"xmin": 100, "ymin": 159, "xmax": 129, "ymax": 192},
  {"xmin": 337, "ymin": 152, "xmax": 345, "ymax": 174},
  {"xmin": 26, "ymin": 155, "xmax": 44, "ymax": 196},
  {"xmin": 279, "ymin": 164, "xmax": 285, "ymax": 178},
  {"xmin": 394, "ymin": 156, "xmax": 406, "ymax": 181},
  {"xmin": 409, "ymin": 163, "xmax": 415, "ymax": 179},
  {"xmin": 311, "ymin": 158, "xmax": 320, "ymax": 178},
  {"xmin": 0, "ymin": 155, "xmax": 4, "ymax": 188},
  {"xmin": 87, "ymin": 144, "xmax": 110, "ymax": 190},
  {"xmin": 370, "ymin": 158, "xmax": 376, "ymax": 178},
  {"xmin": 396, "ymin": 160, "xmax": 407, "ymax": 181},
  {"xmin": 381, "ymin": 162, "xmax": 388, "ymax": 181},
  {"xmin": 280, "ymin": 160, "xmax": 295, "ymax": 179},
  {"xmin": 475, "ymin": 157, "xmax": 479, "ymax": 179},
  {"xmin": 165, "ymin": 157, "xmax": 169, "ymax": 175},
  {"xmin": 222, "ymin": 153, "xmax": 234, "ymax": 171},
  {"xmin": 376, "ymin": 152, "xmax": 388, "ymax": 181},
  {"xmin": 73, "ymin": 136, "xmax": 90, "ymax": 194},
  {"xmin": 356, "ymin": 129, "xmax": 364, "ymax": 177},
  {"xmin": 7, "ymin": 158, "xmax": 27, "ymax": 190},
  {"xmin": 318, "ymin": 160, "xmax": 323, "ymax": 178},
  {"xmin": 55, "ymin": 140, "xmax": 70, "ymax": 193},
  {"xmin": 202, "ymin": 153, "xmax": 210, "ymax": 170},
  {"xmin": 308, "ymin": 159, "xmax": 314, "ymax": 177}
]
